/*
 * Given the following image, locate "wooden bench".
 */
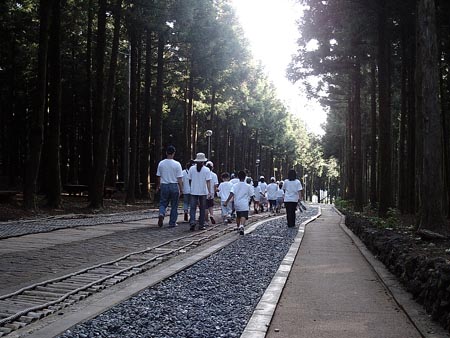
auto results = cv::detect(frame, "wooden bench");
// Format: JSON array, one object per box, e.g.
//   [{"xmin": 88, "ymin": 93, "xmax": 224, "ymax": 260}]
[
  {"xmin": 0, "ymin": 190, "xmax": 20, "ymax": 203},
  {"xmin": 64, "ymin": 184, "xmax": 88, "ymax": 196},
  {"xmin": 115, "ymin": 181, "xmax": 125, "ymax": 192},
  {"xmin": 103, "ymin": 187, "xmax": 116, "ymax": 198}
]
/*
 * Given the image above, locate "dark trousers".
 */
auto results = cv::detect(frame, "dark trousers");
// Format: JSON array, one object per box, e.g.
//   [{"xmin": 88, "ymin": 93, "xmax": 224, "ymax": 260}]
[
  {"xmin": 285, "ymin": 202, "xmax": 297, "ymax": 227},
  {"xmin": 189, "ymin": 195, "xmax": 206, "ymax": 226}
]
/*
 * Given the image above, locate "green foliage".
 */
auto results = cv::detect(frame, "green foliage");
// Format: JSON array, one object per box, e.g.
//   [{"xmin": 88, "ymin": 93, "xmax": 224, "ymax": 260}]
[{"xmin": 334, "ymin": 198, "xmax": 353, "ymax": 211}]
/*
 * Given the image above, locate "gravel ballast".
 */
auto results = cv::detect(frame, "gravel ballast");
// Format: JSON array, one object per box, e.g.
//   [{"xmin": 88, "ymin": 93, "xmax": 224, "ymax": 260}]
[{"xmin": 59, "ymin": 208, "xmax": 318, "ymax": 338}]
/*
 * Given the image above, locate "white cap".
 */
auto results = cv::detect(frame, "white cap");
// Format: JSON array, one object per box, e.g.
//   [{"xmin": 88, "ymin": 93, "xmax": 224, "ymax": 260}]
[
  {"xmin": 260, "ymin": 175, "xmax": 265, "ymax": 179},
  {"xmin": 206, "ymin": 161, "xmax": 214, "ymax": 168},
  {"xmin": 270, "ymin": 177, "xmax": 275, "ymax": 182}
]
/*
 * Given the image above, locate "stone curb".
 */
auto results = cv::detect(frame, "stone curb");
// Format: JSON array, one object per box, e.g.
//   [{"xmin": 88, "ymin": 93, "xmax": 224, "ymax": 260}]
[
  {"xmin": 333, "ymin": 206, "xmax": 449, "ymax": 338},
  {"xmin": 240, "ymin": 206, "xmax": 322, "ymax": 338}
]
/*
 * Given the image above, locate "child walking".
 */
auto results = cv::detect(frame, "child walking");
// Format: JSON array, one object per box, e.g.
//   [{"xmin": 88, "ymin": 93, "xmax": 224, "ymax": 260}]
[
  {"xmin": 253, "ymin": 180, "xmax": 261, "ymax": 214},
  {"xmin": 218, "ymin": 172, "xmax": 233, "ymax": 224},
  {"xmin": 224, "ymin": 170, "xmax": 253, "ymax": 235},
  {"xmin": 275, "ymin": 181, "xmax": 284, "ymax": 213}
]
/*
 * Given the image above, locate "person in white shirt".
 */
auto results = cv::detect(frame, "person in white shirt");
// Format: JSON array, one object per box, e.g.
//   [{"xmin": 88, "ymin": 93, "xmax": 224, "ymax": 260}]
[
  {"xmin": 258, "ymin": 176, "xmax": 268, "ymax": 212},
  {"xmin": 188, "ymin": 153, "xmax": 212, "ymax": 231},
  {"xmin": 205, "ymin": 161, "xmax": 219, "ymax": 225},
  {"xmin": 230, "ymin": 173, "xmax": 240, "ymax": 185},
  {"xmin": 275, "ymin": 181, "xmax": 285, "ymax": 213},
  {"xmin": 266, "ymin": 177, "xmax": 278, "ymax": 213},
  {"xmin": 283, "ymin": 169, "xmax": 303, "ymax": 227},
  {"xmin": 253, "ymin": 180, "xmax": 261, "ymax": 214},
  {"xmin": 246, "ymin": 177, "xmax": 255, "ymax": 209},
  {"xmin": 224, "ymin": 170, "xmax": 253, "ymax": 235},
  {"xmin": 217, "ymin": 172, "xmax": 233, "ymax": 224},
  {"xmin": 156, "ymin": 145, "xmax": 183, "ymax": 227},
  {"xmin": 182, "ymin": 161, "xmax": 193, "ymax": 222}
]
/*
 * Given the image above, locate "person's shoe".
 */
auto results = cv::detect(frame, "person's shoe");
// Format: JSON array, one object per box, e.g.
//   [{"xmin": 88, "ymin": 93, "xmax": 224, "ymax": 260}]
[
  {"xmin": 184, "ymin": 213, "xmax": 189, "ymax": 222},
  {"xmin": 189, "ymin": 224, "xmax": 196, "ymax": 231},
  {"xmin": 168, "ymin": 223, "xmax": 178, "ymax": 228},
  {"xmin": 199, "ymin": 225, "xmax": 206, "ymax": 230},
  {"xmin": 158, "ymin": 215, "xmax": 164, "ymax": 227},
  {"xmin": 239, "ymin": 225, "xmax": 244, "ymax": 235},
  {"xmin": 210, "ymin": 216, "xmax": 216, "ymax": 224}
]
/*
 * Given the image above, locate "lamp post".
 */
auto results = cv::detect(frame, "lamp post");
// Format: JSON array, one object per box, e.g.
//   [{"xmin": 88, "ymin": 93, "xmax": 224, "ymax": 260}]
[
  {"xmin": 205, "ymin": 130, "xmax": 213, "ymax": 159},
  {"xmin": 303, "ymin": 174, "xmax": 308, "ymax": 202},
  {"xmin": 256, "ymin": 159, "xmax": 260, "ymax": 178}
]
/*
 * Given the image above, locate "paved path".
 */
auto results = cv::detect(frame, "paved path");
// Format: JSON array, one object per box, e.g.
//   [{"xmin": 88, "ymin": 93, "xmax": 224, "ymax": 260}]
[{"xmin": 266, "ymin": 205, "xmax": 422, "ymax": 338}]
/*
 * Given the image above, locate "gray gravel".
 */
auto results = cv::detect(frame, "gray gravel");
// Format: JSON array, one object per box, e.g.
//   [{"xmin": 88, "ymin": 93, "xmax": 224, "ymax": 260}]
[{"xmin": 59, "ymin": 208, "xmax": 318, "ymax": 338}]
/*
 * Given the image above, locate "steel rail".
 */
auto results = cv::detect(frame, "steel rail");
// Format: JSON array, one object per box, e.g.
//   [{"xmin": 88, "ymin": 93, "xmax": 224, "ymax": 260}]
[{"xmin": 0, "ymin": 224, "xmax": 236, "ymax": 331}]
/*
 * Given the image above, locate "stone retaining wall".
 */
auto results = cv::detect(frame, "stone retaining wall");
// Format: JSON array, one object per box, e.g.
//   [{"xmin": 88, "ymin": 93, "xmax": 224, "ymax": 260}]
[{"xmin": 344, "ymin": 212, "xmax": 450, "ymax": 332}]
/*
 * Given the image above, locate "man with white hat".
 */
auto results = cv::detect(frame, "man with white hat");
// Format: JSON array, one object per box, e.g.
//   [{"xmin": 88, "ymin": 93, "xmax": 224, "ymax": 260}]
[{"xmin": 188, "ymin": 153, "xmax": 213, "ymax": 230}]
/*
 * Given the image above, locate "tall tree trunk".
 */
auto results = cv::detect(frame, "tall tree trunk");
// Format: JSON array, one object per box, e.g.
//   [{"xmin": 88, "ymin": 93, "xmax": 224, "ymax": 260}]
[
  {"xmin": 24, "ymin": 0, "xmax": 53, "ymax": 209},
  {"xmin": 369, "ymin": 60, "xmax": 378, "ymax": 208},
  {"xmin": 46, "ymin": 0, "xmax": 62, "ymax": 208},
  {"xmin": 377, "ymin": 0, "xmax": 392, "ymax": 217},
  {"xmin": 407, "ymin": 21, "xmax": 416, "ymax": 214},
  {"xmin": 126, "ymin": 20, "xmax": 138, "ymax": 204},
  {"xmin": 417, "ymin": 0, "xmax": 447, "ymax": 232},
  {"xmin": 83, "ymin": 0, "xmax": 94, "ymax": 189},
  {"xmin": 187, "ymin": 70, "xmax": 194, "ymax": 158},
  {"xmin": 344, "ymin": 93, "xmax": 354, "ymax": 200},
  {"xmin": 89, "ymin": 0, "xmax": 107, "ymax": 208},
  {"xmin": 150, "ymin": 33, "xmax": 164, "ymax": 186},
  {"xmin": 353, "ymin": 59, "xmax": 363, "ymax": 212},
  {"xmin": 102, "ymin": 0, "xmax": 122, "ymax": 188},
  {"xmin": 140, "ymin": 29, "xmax": 152, "ymax": 199},
  {"xmin": 398, "ymin": 22, "xmax": 408, "ymax": 214}
]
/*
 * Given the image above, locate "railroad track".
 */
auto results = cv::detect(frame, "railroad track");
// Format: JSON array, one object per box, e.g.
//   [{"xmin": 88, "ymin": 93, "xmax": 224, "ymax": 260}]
[{"xmin": 0, "ymin": 222, "xmax": 246, "ymax": 337}]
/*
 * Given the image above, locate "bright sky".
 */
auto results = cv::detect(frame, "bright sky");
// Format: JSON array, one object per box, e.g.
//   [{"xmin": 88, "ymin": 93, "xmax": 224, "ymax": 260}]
[{"xmin": 230, "ymin": 0, "xmax": 327, "ymax": 135}]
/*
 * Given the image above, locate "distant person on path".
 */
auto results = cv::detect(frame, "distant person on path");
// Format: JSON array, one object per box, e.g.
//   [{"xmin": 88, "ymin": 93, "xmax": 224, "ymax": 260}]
[
  {"xmin": 205, "ymin": 161, "xmax": 219, "ymax": 225},
  {"xmin": 218, "ymin": 172, "xmax": 233, "ymax": 224},
  {"xmin": 188, "ymin": 153, "xmax": 212, "ymax": 231},
  {"xmin": 182, "ymin": 161, "xmax": 193, "ymax": 222},
  {"xmin": 266, "ymin": 177, "xmax": 278, "ymax": 213},
  {"xmin": 283, "ymin": 169, "xmax": 303, "ymax": 227},
  {"xmin": 224, "ymin": 170, "xmax": 253, "ymax": 235},
  {"xmin": 253, "ymin": 180, "xmax": 261, "ymax": 214},
  {"xmin": 156, "ymin": 145, "xmax": 183, "ymax": 228},
  {"xmin": 275, "ymin": 181, "xmax": 284, "ymax": 213},
  {"xmin": 259, "ymin": 176, "xmax": 268, "ymax": 212}
]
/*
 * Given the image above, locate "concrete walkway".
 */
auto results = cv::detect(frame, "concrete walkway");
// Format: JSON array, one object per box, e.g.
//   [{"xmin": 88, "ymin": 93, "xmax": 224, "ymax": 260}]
[{"xmin": 265, "ymin": 205, "xmax": 422, "ymax": 338}]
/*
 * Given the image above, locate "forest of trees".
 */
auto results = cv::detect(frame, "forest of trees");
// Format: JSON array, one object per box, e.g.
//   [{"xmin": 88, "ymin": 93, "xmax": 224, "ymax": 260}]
[
  {"xmin": 4, "ymin": 0, "xmax": 446, "ymax": 234},
  {"xmin": 0, "ymin": 0, "xmax": 338, "ymax": 211},
  {"xmin": 290, "ymin": 0, "xmax": 450, "ymax": 232}
]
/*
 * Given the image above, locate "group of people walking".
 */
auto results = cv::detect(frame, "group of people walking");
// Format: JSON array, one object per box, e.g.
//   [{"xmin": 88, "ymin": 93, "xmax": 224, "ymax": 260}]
[{"xmin": 155, "ymin": 146, "xmax": 305, "ymax": 234}]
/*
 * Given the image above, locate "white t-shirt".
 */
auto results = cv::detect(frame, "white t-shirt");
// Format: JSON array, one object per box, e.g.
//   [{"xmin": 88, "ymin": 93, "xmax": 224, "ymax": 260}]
[
  {"xmin": 231, "ymin": 181, "xmax": 253, "ymax": 211},
  {"xmin": 182, "ymin": 169, "xmax": 191, "ymax": 194},
  {"xmin": 276, "ymin": 188, "xmax": 285, "ymax": 199},
  {"xmin": 259, "ymin": 182, "xmax": 267, "ymax": 196},
  {"xmin": 266, "ymin": 183, "xmax": 278, "ymax": 200},
  {"xmin": 218, "ymin": 181, "xmax": 233, "ymax": 201},
  {"xmin": 156, "ymin": 159, "xmax": 183, "ymax": 184},
  {"xmin": 188, "ymin": 165, "xmax": 211, "ymax": 195},
  {"xmin": 230, "ymin": 178, "xmax": 239, "ymax": 185},
  {"xmin": 283, "ymin": 179, "xmax": 303, "ymax": 202},
  {"xmin": 253, "ymin": 185, "xmax": 261, "ymax": 201},
  {"xmin": 210, "ymin": 171, "xmax": 219, "ymax": 189}
]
